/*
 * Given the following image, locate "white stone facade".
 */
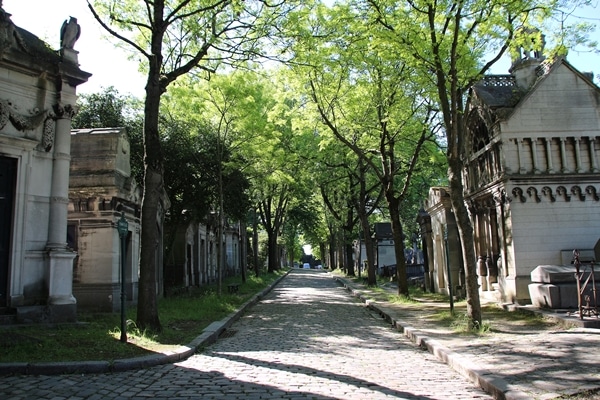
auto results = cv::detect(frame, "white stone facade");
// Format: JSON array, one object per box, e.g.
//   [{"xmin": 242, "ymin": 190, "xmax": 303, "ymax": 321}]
[
  {"xmin": 423, "ymin": 56, "xmax": 600, "ymax": 304},
  {"xmin": 0, "ymin": 6, "xmax": 90, "ymax": 321},
  {"xmin": 421, "ymin": 188, "xmax": 463, "ymax": 296}
]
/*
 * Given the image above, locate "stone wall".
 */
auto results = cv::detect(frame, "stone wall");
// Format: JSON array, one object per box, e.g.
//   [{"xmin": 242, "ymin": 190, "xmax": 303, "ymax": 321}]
[{"xmin": 0, "ymin": 6, "xmax": 90, "ymax": 321}]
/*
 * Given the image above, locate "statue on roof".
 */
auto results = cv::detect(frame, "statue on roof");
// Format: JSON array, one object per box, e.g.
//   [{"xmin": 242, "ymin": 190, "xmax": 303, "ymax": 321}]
[
  {"xmin": 511, "ymin": 26, "xmax": 546, "ymax": 67},
  {"xmin": 60, "ymin": 17, "xmax": 80, "ymax": 50}
]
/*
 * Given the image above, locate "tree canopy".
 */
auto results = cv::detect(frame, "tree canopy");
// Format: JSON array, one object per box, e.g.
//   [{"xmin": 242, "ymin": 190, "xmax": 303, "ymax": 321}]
[{"xmin": 84, "ymin": 0, "xmax": 596, "ymax": 331}]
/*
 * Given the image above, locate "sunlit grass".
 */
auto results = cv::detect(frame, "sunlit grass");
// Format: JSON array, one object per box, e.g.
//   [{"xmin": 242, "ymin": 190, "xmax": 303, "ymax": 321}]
[
  {"xmin": 0, "ymin": 270, "xmax": 287, "ymax": 363},
  {"xmin": 334, "ymin": 270, "xmax": 563, "ymax": 335},
  {"xmin": 387, "ymin": 294, "xmax": 418, "ymax": 304},
  {"xmin": 428, "ymin": 303, "xmax": 556, "ymax": 335},
  {"xmin": 448, "ymin": 312, "xmax": 492, "ymax": 334}
]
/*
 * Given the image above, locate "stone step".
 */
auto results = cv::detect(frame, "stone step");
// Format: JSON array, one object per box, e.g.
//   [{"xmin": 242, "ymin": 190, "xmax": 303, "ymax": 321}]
[{"xmin": 0, "ymin": 313, "xmax": 17, "ymax": 325}]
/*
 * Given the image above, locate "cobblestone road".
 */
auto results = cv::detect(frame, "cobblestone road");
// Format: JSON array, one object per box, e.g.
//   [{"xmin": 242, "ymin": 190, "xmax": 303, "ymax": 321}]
[{"xmin": 0, "ymin": 270, "xmax": 491, "ymax": 399}]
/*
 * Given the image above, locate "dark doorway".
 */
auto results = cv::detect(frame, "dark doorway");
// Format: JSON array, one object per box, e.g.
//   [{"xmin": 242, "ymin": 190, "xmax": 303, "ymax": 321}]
[{"xmin": 0, "ymin": 156, "xmax": 17, "ymax": 308}]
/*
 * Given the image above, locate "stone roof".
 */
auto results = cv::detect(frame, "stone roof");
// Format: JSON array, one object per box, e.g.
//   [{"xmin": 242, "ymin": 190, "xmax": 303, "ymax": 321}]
[
  {"xmin": 0, "ymin": 6, "xmax": 61, "ymax": 69},
  {"xmin": 471, "ymin": 75, "xmax": 523, "ymax": 109}
]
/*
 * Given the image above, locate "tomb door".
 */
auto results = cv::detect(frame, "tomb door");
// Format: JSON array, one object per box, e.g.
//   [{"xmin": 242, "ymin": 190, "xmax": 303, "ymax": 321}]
[{"xmin": 0, "ymin": 157, "xmax": 17, "ymax": 308}]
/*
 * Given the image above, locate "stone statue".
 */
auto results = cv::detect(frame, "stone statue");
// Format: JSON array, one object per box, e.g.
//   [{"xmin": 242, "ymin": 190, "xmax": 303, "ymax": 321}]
[
  {"xmin": 60, "ymin": 17, "xmax": 80, "ymax": 50},
  {"xmin": 0, "ymin": 3, "xmax": 27, "ymax": 55}
]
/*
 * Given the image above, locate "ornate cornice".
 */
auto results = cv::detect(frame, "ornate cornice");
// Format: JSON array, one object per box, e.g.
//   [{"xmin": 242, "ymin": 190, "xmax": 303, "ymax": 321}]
[
  {"xmin": 510, "ymin": 185, "xmax": 600, "ymax": 203},
  {"xmin": 527, "ymin": 186, "xmax": 541, "ymax": 203},
  {"xmin": 541, "ymin": 186, "xmax": 555, "ymax": 202}
]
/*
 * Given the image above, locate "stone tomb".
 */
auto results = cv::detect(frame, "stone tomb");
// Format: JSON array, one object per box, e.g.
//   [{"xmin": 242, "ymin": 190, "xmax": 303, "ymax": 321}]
[{"xmin": 528, "ymin": 249, "xmax": 600, "ymax": 309}]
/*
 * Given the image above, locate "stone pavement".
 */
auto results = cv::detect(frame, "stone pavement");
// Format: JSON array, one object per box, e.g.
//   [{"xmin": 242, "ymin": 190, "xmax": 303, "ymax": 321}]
[
  {"xmin": 335, "ymin": 275, "xmax": 600, "ymax": 400},
  {"xmin": 0, "ymin": 269, "xmax": 491, "ymax": 400},
  {"xmin": 2, "ymin": 270, "xmax": 600, "ymax": 400}
]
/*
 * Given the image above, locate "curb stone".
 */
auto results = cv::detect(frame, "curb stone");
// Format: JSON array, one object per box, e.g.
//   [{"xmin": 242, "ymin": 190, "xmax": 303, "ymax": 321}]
[
  {"xmin": 334, "ymin": 275, "xmax": 532, "ymax": 400},
  {"xmin": 0, "ymin": 271, "xmax": 289, "ymax": 376}
]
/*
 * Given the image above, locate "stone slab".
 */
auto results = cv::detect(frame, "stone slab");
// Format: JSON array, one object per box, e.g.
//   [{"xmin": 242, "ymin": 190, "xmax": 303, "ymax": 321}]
[{"xmin": 530, "ymin": 264, "xmax": 600, "ymax": 283}]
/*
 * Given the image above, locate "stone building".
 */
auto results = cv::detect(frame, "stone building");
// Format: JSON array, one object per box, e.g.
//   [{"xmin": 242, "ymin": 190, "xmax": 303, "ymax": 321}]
[
  {"xmin": 0, "ymin": 6, "xmax": 90, "ymax": 322},
  {"xmin": 419, "ymin": 188, "xmax": 463, "ymax": 297},
  {"xmin": 165, "ymin": 219, "xmax": 245, "ymax": 293},
  {"xmin": 421, "ymin": 45, "xmax": 600, "ymax": 304},
  {"xmin": 68, "ymin": 128, "xmax": 144, "ymax": 312}
]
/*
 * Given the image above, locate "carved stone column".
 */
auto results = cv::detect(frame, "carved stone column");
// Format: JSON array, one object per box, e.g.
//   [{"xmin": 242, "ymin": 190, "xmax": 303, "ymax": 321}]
[
  {"xmin": 590, "ymin": 136, "xmax": 599, "ymax": 173},
  {"xmin": 46, "ymin": 103, "xmax": 77, "ymax": 315},
  {"xmin": 574, "ymin": 137, "xmax": 582, "ymax": 173},
  {"xmin": 531, "ymin": 137, "xmax": 540, "ymax": 174},
  {"xmin": 47, "ymin": 103, "xmax": 76, "ymax": 249},
  {"xmin": 560, "ymin": 138, "xmax": 569, "ymax": 173},
  {"xmin": 516, "ymin": 138, "xmax": 526, "ymax": 174},
  {"xmin": 545, "ymin": 137, "xmax": 554, "ymax": 173}
]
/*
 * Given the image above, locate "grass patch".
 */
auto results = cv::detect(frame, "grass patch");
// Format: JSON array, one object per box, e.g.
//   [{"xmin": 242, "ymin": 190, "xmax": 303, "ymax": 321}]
[
  {"xmin": 387, "ymin": 294, "xmax": 418, "ymax": 304},
  {"xmin": 449, "ymin": 312, "xmax": 492, "ymax": 334},
  {"xmin": 428, "ymin": 303, "xmax": 556, "ymax": 335},
  {"xmin": 333, "ymin": 269, "xmax": 426, "ymax": 304},
  {"xmin": 0, "ymin": 270, "xmax": 286, "ymax": 363},
  {"xmin": 559, "ymin": 388, "xmax": 600, "ymax": 399}
]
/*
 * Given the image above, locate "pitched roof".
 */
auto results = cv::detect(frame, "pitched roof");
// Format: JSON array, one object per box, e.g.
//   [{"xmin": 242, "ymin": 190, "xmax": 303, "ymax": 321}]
[
  {"xmin": 472, "ymin": 57, "xmax": 599, "ymax": 121},
  {"xmin": 472, "ymin": 75, "xmax": 523, "ymax": 109}
]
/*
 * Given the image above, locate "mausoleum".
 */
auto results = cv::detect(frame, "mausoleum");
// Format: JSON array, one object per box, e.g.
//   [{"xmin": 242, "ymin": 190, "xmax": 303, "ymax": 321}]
[
  {"xmin": 421, "ymin": 38, "xmax": 600, "ymax": 305},
  {"xmin": 0, "ymin": 4, "xmax": 90, "ymax": 322},
  {"xmin": 68, "ymin": 128, "xmax": 142, "ymax": 312}
]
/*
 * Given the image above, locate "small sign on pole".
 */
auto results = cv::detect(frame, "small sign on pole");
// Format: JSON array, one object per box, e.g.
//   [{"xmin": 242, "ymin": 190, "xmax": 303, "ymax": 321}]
[{"xmin": 117, "ymin": 212, "xmax": 129, "ymax": 343}]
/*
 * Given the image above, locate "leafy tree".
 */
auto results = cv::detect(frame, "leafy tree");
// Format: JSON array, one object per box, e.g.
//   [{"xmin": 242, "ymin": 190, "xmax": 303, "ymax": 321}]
[
  {"xmin": 72, "ymin": 87, "xmax": 145, "ymax": 182},
  {"xmin": 251, "ymin": 74, "xmax": 316, "ymax": 273},
  {"xmin": 73, "ymin": 86, "xmax": 135, "ymax": 129},
  {"xmin": 317, "ymin": 142, "xmax": 378, "ymax": 276},
  {"xmin": 284, "ymin": 2, "xmax": 441, "ymax": 290},
  {"xmin": 88, "ymin": 0, "xmax": 286, "ymax": 332},
  {"xmin": 363, "ymin": 0, "xmax": 593, "ymax": 328},
  {"xmin": 167, "ymin": 70, "xmax": 283, "ymax": 284}
]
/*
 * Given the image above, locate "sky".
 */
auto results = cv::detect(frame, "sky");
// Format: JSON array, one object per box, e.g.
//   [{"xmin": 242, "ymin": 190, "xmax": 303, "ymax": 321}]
[
  {"xmin": 4, "ymin": 0, "xmax": 147, "ymax": 98},
  {"xmin": 3, "ymin": 0, "xmax": 600, "ymax": 100}
]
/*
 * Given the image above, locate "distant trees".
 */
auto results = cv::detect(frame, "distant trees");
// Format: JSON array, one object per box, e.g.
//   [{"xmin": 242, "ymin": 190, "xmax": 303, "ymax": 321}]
[{"xmin": 282, "ymin": 2, "xmax": 445, "ymax": 290}]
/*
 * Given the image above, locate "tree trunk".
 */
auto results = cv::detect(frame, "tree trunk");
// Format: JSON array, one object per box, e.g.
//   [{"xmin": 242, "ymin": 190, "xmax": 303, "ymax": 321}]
[
  {"xmin": 328, "ymin": 225, "xmax": 336, "ymax": 270},
  {"xmin": 448, "ymin": 157, "xmax": 482, "ymax": 328},
  {"xmin": 240, "ymin": 220, "xmax": 246, "ymax": 283},
  {"xmin": 337, "ymin": 231, "xmax": 345, "ymax": 273},
  {"xmin": 216, "ymin": 211, "xmax": 223, "ymax": 295},
  {"xmin": 253, "ymin": 209, "xmax": 259, "ymax": 277},
  {"xmin": 267, "ymin": 232, "xmax": 278, "ymax": 273},
  {"xmin": 388, "ymin": 198, "xmax": 408, "ymax": 296},
  {"xmin": 360, "ymin": 212, "xmax": 376, "ymax": 285},
  {"xmin": 136, "ymin": 79, "xmax": 164, "ymax": 333},
  {"xmin": 217, "ymin": 156, "xmax": 224, "ymax": 295},
  {"xmin": 345, "ymin": 241, "xmax": 355, "ymax": 276}
]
